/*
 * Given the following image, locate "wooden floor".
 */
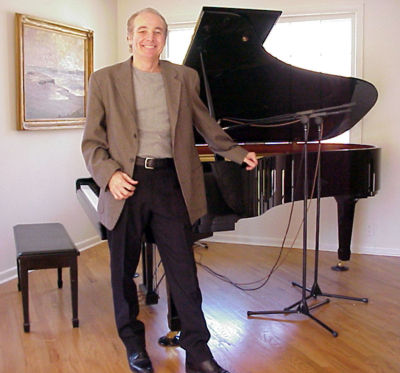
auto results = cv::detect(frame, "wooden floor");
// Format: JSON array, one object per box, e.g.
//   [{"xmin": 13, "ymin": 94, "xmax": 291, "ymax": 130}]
[{"xmin": 1, "ymin": 241, "xmax": 399, "ymax": 373}]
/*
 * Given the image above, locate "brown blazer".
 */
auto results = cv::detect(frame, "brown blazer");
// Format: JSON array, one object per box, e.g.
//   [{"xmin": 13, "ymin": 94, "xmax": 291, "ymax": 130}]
[{"xmin": 82, "ymin": 57, "xmax": 248, "ymax": 230}]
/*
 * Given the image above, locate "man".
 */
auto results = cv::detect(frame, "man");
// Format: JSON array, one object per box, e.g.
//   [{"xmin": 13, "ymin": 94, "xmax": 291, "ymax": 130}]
[{"xmin": 82, "ymin": 8, "xmax": 257, "ymax": 373}]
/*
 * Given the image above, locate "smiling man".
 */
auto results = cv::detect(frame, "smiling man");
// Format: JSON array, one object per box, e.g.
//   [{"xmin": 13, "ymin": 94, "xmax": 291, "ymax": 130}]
[
  {"xmin": 82, "ymin": 7, "xmax": 257, "ymax": 373},
  {"xmin": 128, "ymin": 11, "xmax": 166, "ymax": 70}
]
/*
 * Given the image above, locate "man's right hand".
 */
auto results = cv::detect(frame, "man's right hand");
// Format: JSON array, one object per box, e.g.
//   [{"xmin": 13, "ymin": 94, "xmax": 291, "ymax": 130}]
[{"xmin": 108, "ymin": 171, "xmax": 138, "ymax": 200}]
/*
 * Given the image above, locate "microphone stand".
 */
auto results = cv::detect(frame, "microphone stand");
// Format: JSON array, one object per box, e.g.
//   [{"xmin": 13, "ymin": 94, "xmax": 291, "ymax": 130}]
[
  {"xmin": 290, "ymin": 118, "xmax": 368, "ymax": 304},
  {"xmin": 248, "ymin": 113, "xmax": 336, "ymax": 336}
]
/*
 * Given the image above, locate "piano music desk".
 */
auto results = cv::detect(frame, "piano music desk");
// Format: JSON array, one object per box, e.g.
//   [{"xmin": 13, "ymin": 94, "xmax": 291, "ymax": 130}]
[{"xmin": 13, "ymin": 223, "xmax": 79, "ymax": 332}]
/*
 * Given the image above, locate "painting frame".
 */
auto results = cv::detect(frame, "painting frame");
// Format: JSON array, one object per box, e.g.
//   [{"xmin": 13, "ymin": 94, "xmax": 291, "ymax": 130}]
[{"xmin": 15, "ymin": 13, "xmax": 94, "ymax": 130}]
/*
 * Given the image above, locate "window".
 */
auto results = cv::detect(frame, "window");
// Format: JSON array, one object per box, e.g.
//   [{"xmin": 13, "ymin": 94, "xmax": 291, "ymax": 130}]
[
  {"xmin": 165, "ymin": 24, "xmax": 195, "ymax": 64},
  {"xmin": 264, "ymin": 15, "xmax": 354, "ymax": 77},
  {"xmin": 264, "ymin": 14, "xmax": 355, "ymax": 143},
  {"xmin": 165, "ymin": 13, "xmax": 356, "ymax": 142}
]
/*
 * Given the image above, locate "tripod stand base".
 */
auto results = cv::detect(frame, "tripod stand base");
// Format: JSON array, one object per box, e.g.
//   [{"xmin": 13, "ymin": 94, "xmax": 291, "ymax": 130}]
[
  {"xmin": 247, "ymin": 297, "xmax": 338, "ymax": 337},
  {"xmin": 291, "ymin": 281, "xmax": 368, "ymax": 303}
]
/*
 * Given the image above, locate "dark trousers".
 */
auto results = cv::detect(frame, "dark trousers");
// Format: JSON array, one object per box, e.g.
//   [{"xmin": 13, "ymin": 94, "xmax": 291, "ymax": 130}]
[{"xmin": 106, "ymin": 165, "xmax": 212, "ymax": 364}]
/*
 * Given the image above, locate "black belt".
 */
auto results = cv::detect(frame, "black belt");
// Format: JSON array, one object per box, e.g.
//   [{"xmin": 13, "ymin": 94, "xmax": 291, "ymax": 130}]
[{"xmin": 135, "ymin": 157, "xmax": 174, "ymax": 170}]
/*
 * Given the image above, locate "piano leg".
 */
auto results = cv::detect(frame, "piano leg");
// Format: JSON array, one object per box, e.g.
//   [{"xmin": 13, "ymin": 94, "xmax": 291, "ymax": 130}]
[
  {"xmin": 158, "ymin": 283, "xmax": 181, "ymax": 347},
  {"xmin": 166, "ymin": 282, "xmax": 181, "ymax": 332},
  {"xmin": 139, "ymin": 240, "xmax": 159, "ymax": 305},
  {"xmin": 138, "ymin": 237, "xmax": 181, "ymax": 347},
  {"xmin": 157, "ymin": 237, "xmax": 210, "ymax": 347},
  {"xmin": 334, "ymin": 195, "xmax": 358, "ymax": 271}
]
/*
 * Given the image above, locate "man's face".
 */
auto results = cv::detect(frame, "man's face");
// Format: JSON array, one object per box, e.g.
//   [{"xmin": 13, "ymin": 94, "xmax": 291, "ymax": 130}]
[{"xmin": 128, "ymin": 12, "xmax": 167, "ymax": 61}]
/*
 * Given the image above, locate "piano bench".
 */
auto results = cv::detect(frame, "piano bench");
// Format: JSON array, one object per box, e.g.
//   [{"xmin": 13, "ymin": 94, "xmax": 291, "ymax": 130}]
[{"xmin": 13, "ymin": 223, "xmax": 80, "ymax": 333}]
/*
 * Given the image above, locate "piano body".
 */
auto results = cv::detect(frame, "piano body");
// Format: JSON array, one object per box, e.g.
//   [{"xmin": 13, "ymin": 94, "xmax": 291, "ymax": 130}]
[{"xmin": 76, "ymin": 7, "xmax": 379, "ymax": 332}]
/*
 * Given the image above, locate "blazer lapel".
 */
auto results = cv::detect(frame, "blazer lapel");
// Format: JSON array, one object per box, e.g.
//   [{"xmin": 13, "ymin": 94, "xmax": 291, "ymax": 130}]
[
  {"xmin": 115, "ymin": 57, "xmax": 136, "ymax": 120},
  {"xmin": 160, "ymin": 61, "xmax": 181, "ymax": 147}
]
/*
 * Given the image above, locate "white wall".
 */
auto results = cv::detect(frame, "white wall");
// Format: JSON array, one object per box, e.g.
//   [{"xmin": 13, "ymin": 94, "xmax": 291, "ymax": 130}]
[
  {"xmin": 1, "ymin": 0, "xmax": 399, "ymax": 283},
  {"xmin": 117, "ymin": 0, "xmax": 400, "ymax": 256},
  {"xmin": 0, "ymin": 0, "xmax": 118, "ymax": 283}
]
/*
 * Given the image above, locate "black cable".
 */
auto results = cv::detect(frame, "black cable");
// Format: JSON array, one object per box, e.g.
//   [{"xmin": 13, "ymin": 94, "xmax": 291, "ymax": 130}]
[
  {"xmin": 144, "ymin": 122, "xmax": 325, "ymax": 294},
  {"xmin": 194, "ymin": 122, "xmax": 324, "ymax": 292}
]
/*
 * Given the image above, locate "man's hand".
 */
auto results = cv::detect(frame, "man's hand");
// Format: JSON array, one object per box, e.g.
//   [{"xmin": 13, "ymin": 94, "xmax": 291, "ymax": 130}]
[
  {"xmin": 108, "ymin": 171, "xmax": 138, "ymax": 200},
  {"xmin": 243, "ymin": 152, "xmax": 258, "ymax": 171}
]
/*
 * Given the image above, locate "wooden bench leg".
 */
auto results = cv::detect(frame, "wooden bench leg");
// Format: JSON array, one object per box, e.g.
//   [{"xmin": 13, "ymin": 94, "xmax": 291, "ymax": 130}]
[
  {"xmin": 20, "ymin": 261, "xmax": 30, "ymax": 333},
  {"xmin": 17, "ymin": 258, "xmax": 21, "ymax": 291},
  {"xmin": 57, "ymin": 268, "xmax": 63, "ymax": 289},
  {"xmin": 70, "ymin": 258, "xmax": 79, "ymax": 328}
]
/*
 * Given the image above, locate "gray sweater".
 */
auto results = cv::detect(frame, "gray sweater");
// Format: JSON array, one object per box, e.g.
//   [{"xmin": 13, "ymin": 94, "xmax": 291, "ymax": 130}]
[{"xmin": 133, "ymin": 67, "xmax": 172, "ymax": 158}]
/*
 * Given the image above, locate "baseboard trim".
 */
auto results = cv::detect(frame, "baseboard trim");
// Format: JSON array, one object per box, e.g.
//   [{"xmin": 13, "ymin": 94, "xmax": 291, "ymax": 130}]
[
  {"xmin": 0, "ymin": 267, "xmax": 18, "ymax": 285},
  {"xmin": 207, "ymin": 233, "xmax": 400, "ymax": 257},
  {"xmin": 2, "ymin": 234, "xmax": 397, "ymax": 285},
  {"xmin": 0, "ymin": 235, "xmax": 103, "ymax": 285},
  {"xmin": 75, "ymin": 235, "xmax": 103, "ymax": 252}
]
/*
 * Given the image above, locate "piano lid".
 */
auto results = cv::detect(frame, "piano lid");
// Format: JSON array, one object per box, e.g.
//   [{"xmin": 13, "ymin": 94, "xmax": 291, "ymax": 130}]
[{"xmin": 183, "ymin": 7, "xmax": 378, "ymax": 143}]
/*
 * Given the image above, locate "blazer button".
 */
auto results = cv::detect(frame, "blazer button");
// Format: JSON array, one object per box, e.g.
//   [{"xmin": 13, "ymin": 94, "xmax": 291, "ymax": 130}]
[
  {"xmin": 129, "ymin": 157, "xmax": 135, "ymax": 163},
  {"xmin": 133, "ymin": 133, "xmax": 137, "ymax": 138}
]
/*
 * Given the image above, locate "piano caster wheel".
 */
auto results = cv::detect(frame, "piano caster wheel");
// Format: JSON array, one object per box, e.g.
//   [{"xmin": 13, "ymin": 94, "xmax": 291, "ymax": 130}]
[
  {"xmin": 158, "ymin": 331, "xmax": 180, "ymax": 347},
  {"xmin": 331, "ymin": 261, "xmax": 349, "ymax": 271}
]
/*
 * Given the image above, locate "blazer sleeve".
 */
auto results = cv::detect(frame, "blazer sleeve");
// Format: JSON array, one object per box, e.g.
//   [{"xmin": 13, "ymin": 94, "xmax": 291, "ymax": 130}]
[
  {"xmin": 81, "ymin": 73, "xmax": 121, "ymax": 189},
  {"xmin": 188, "ymin": 69, "xmax": 248, "ymax": 164}
]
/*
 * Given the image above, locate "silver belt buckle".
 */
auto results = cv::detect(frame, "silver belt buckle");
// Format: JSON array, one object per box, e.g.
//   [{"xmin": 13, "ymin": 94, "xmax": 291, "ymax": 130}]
[{"xmin": 144, "ymin": 157, "xmax": 154, "ymax": 170}]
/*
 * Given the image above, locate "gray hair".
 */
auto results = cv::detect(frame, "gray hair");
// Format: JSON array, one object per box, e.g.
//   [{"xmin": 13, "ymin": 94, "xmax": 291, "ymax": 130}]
[{"xmin": 127, "ymin": 8, "xmax": 168, "ymax": 36}]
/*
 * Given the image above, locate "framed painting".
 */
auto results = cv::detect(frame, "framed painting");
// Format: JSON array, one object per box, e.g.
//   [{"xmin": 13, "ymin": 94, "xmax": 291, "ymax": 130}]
[{"xmin": 15, "ymin": 14, "xmax": 93, "ymax": 130}]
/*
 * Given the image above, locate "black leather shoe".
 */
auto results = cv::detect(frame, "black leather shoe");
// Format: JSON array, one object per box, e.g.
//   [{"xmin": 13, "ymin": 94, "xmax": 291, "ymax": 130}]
[
  {"xmin": 127, "ymin": 351, "xmax": 154, "ymax": 372},
  {"xmin": 186, "ymin": 358, "xmax": 230, "ymax": 373}
]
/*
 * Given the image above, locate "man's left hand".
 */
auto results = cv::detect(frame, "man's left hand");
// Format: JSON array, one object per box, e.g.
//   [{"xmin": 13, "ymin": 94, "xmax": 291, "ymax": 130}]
[{"xmin": 243, "ymin": 152, "xmax": 258, "ymax": 171}]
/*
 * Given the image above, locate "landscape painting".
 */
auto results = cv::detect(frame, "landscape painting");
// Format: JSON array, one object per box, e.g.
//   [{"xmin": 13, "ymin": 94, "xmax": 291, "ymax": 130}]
[{"xmin": 16, "ymin": 14, "xmax": 93, "ymax": 130}]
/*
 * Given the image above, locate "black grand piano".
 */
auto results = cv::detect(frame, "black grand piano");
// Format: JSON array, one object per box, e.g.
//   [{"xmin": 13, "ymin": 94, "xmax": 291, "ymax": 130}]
[{"xmin": 76, "ymin": 6, "xmax": 379, "ymax": 336}]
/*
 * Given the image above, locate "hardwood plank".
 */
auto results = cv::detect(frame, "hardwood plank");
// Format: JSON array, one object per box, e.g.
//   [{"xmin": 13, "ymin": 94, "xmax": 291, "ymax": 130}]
[{"xmin": 1, "ymin": 241, "xmax": 399, "ymax": 372}]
